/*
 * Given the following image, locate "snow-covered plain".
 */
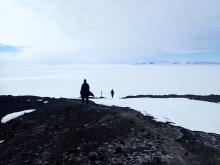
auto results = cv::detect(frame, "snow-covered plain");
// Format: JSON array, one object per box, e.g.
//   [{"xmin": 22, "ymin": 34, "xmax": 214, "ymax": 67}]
[
  {"xmin": 1, "ymin": 109, "xmax": 36, "ymax": 123},
  {"xmin": 94, "ymin": 98, "xmax": 220, "ymax": 134},
  {"xmin": 1, "ymin": 64, "xmax": 220, "ymax": 98},
  {"xmin": 0, "ymin": 64, "xmax": 220, "ymax": 133}
]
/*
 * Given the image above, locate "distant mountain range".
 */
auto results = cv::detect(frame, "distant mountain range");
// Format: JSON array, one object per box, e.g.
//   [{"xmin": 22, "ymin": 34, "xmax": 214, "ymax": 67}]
[{"xmin": 135, "ymin": 61, "xmax": 220, "ymax": 65}]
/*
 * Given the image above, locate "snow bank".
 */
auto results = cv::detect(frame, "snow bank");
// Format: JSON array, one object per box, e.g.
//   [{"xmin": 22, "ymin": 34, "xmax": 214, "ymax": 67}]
[
  {"xmin": 94, "ymin": 98, "xmax": 220, "ymax": 134},
  {"xmin": 1, "ymin": 109, "xmax": 36, "ymax": 124}
]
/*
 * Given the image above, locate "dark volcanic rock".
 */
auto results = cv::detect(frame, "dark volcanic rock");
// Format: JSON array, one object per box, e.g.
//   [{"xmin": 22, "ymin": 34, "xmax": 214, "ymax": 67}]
[
  {"xmin": 123, "ymin": 94, "xmax": 220, "ymax": 103},
  {"xmin": 0, "ymin": 95, "xmax": 220, "ymax": 165}
]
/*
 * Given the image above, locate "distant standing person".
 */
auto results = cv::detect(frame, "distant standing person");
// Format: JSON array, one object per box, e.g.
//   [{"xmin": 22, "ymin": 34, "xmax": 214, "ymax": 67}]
[
  {"xmin": 110, "ymin": 89, "xmax": 114, "ymax": 98},
  {"xmin": 80, "ymin": 79, "xmax": 90, "ymax": 104}
]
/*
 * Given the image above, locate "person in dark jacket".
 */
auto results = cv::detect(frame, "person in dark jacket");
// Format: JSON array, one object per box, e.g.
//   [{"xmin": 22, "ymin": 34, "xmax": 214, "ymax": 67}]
[
  {"xmin": 80, "ymin": 79, "xmax": 90, "ymax": 104},
  {"xmin": 110, "ymin": 89, "xmax": 114, "ymax": 98}
]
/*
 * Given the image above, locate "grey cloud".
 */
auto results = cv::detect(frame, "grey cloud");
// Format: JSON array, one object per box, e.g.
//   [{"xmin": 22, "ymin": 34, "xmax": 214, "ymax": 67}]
[{"xmin": 1, "ymin": 0, "xmax": 220, "ymax": 63}]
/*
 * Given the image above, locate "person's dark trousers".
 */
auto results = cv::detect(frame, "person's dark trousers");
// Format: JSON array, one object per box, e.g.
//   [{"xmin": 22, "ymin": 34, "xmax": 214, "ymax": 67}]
[{"xmin": 82, "ymin": 96, "xmax": 89, "ymax": 104}]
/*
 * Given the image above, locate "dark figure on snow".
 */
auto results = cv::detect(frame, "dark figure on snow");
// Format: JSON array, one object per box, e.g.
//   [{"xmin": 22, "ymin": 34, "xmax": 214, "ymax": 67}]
[
  {"xmin": 110, "ymin": 89, "xmax": 114, "ymax": 98},
  {"xmin": 80, "ymin": 79, "xmax": 90, "ymax": 104}
]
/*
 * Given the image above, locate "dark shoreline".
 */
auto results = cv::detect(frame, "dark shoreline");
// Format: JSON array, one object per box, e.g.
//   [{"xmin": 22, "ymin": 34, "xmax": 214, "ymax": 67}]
[
  {"xmin": 0, "ymin": 95, "xmax": 220, "ymax": 164},
  {"xmin": 122, "ymin": 94, "xmax": 220, "ymax": 103}
]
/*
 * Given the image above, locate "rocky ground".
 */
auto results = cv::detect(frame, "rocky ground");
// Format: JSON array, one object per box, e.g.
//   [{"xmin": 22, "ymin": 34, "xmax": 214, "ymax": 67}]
[
  {"xmin": 0, "ymin": 95, "xmax": 220, "ymax": 165},
  {"xmin": 123, "ymin": 94, "xmax": 220, "ymax": 103}
]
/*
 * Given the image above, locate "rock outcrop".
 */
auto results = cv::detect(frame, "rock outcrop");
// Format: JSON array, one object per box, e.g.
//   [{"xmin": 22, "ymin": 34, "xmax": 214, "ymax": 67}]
[{"xmin": 0, "ymin": 95, "xmax": 220, "ymax": 164}]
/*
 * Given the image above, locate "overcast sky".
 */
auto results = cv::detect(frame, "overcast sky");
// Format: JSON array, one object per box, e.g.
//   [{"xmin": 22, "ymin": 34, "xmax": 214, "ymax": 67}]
[{"xmin": 0, "ymin": 0, "xmax": 220, "ymax": 64}]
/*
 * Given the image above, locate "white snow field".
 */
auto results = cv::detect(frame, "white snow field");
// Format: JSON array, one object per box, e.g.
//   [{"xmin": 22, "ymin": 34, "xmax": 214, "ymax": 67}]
[
  {"xmin": 1, "ymin": 109, "xmax": 36, "ymax": 124},
  {"xmin": 0, "ymin": 64, "xmax": 220, "ymax": 98},
  {"xmin": 94, "ymin": 98, "xmax": 220, "ymax": 134},
  {"xmin": 0, "ymin": 64, "xmax": 220, "ymax": 133}
]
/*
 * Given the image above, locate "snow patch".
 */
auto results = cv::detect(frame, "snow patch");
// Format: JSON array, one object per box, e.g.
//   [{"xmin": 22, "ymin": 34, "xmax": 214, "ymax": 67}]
[
  {"xmin": 94, "ymin": 98, "xmax": 220, "ymax": 134},
  {"xmin": 1, "ymin": 109, "xmax": 36, "ymax": 123},
  {"xmin": 37, "ymin": 99, "xmax": 43, "ymax": 101},
  {"xmin": 0, "ymin": 140, "xmax": 4, "ymax": 144},
  {"xmin": 43, "ymin": 101, "xmax": 48, "ymax": 104}
]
